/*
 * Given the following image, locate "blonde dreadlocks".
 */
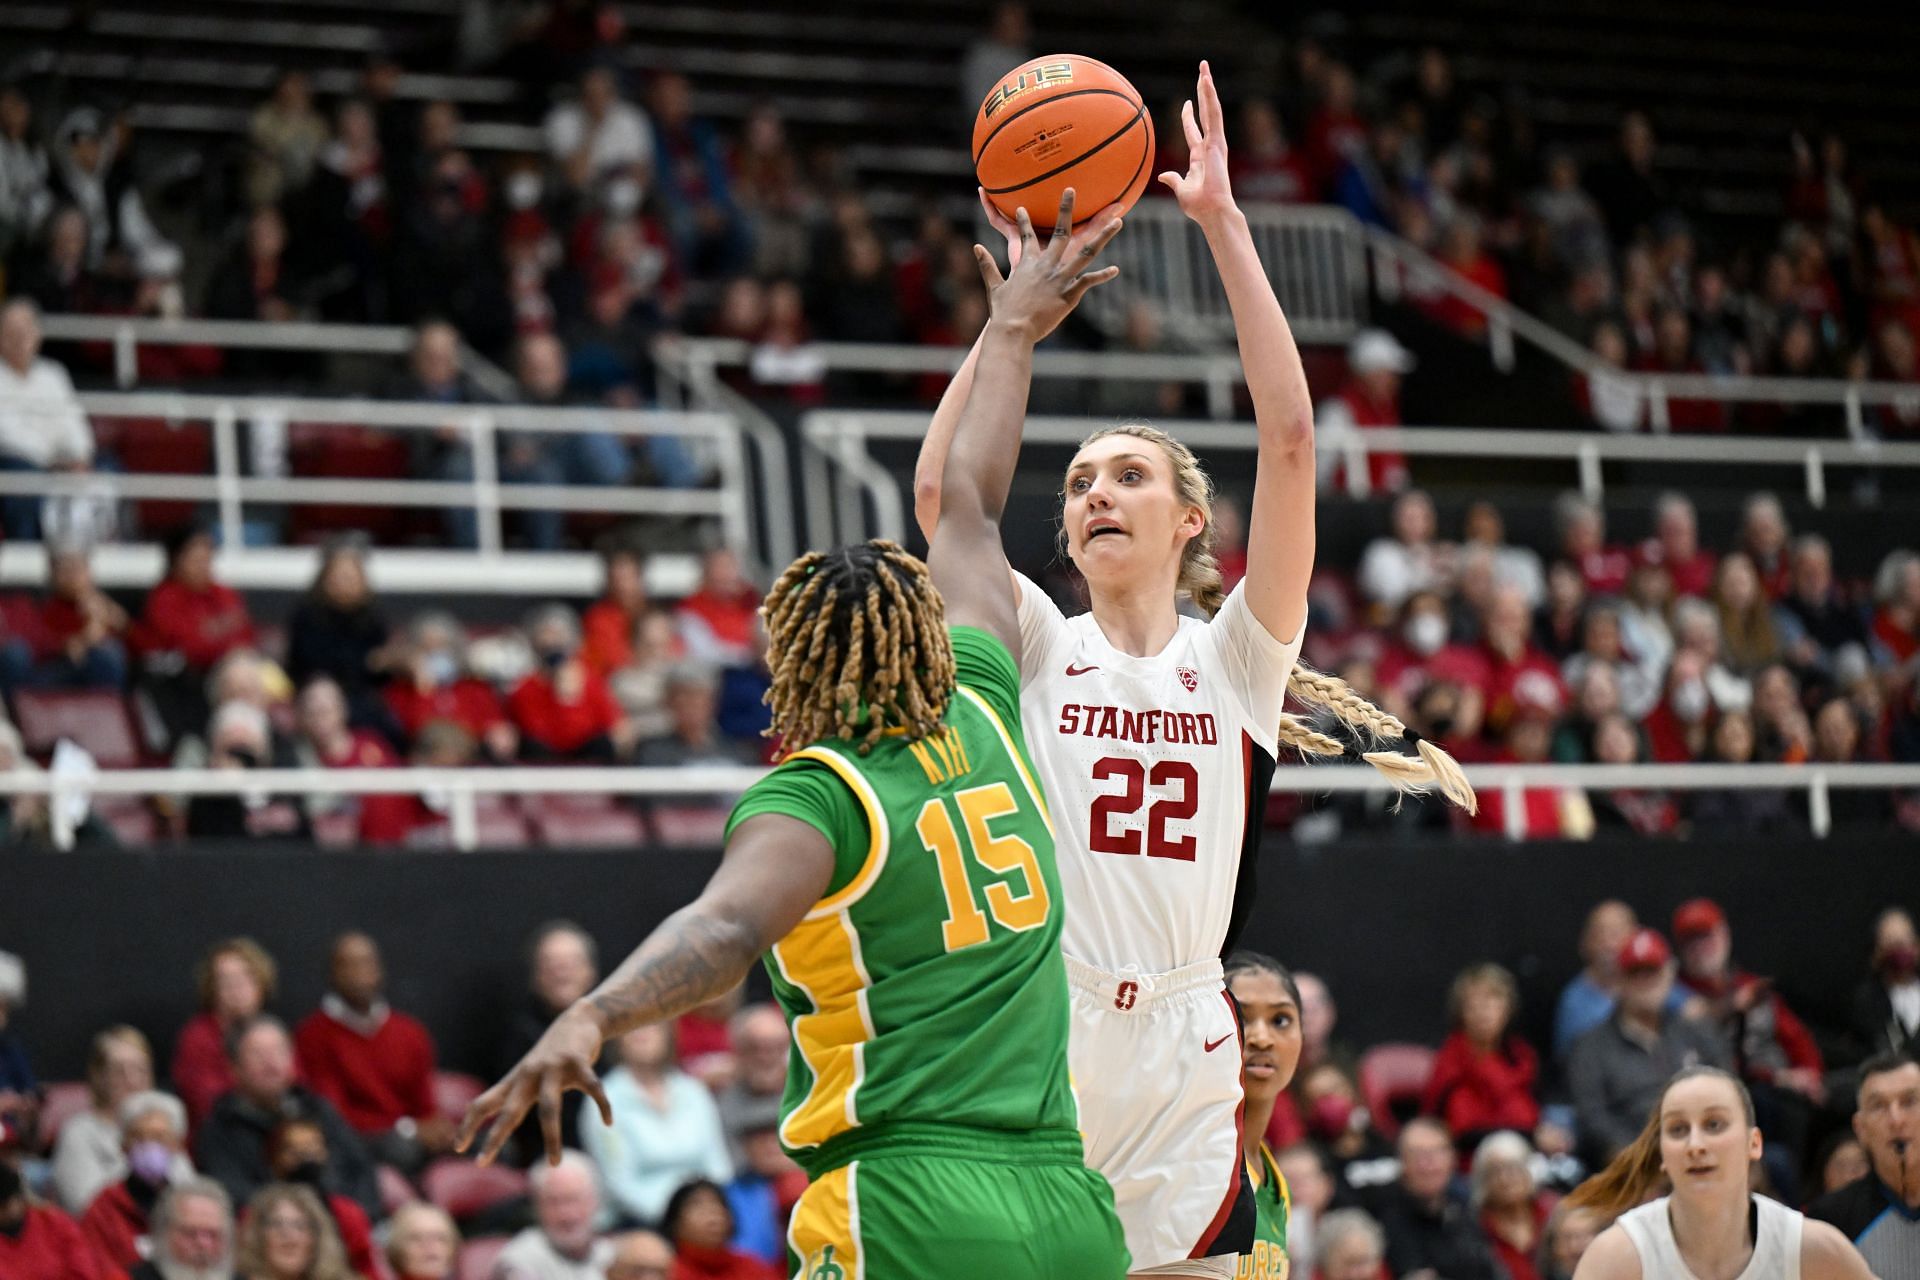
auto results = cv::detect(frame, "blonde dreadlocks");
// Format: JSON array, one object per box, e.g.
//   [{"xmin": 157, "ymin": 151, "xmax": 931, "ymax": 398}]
[{"xmin": 761, "ymin": 540, "xmax": 957, "ymax": 755}]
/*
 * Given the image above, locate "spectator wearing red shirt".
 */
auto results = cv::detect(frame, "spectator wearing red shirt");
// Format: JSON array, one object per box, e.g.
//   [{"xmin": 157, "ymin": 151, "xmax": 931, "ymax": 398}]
[
  {"xmin": 1631, "ymin": 309, "xmax": 1726, "ymax": 432},
  {"xmin": 663, "ymin": 1179, "xmax": 780, "ymax": 1280},
  {"xmin": 77, "ymin": 1091, "xmax": 189, "ymax": 1272},
  {"xmin": 1477, "ymin": 586, "xmax": 1567, "ymax": 738},
  {"xmin": 1554, "ymin": 492, "xmax": 1633, "ymax": 598},
  {"xmin": 1470, "ymin": 703, "xmax": 1582, "ymax": 839},
  {"xmin": 6, "ymin": 548, "xmax": 128, "ymax": 690},
  {"xmin": 511, "ymin": 604, "xmax": 635, "ymax": 760},
  {"xmin": 1422, "ymin": 964, "xmax": 1541, "ymax": 1152},
  {"xmin": 383, "ymin": 612, "xmax": 516, "ymax": 762},
  {"xmin": 1872, "ymin": 549, "xmax": 1920, "ymax": 666},
  {"xmin": 295, "ymin": 931, "xmax": 453, "ymax": 1176},
  {"xmin": 583, "ymin": 546, "xmax": 650, "ymax": 676},
  {"xmin": 1469, "ymin": 1132, "xmax": 1551, "ymax": 1280},
  {"xmin": 1304, "ymin": 64, "xmax": 1367, "ymax": 196},
  {"xmin": 295, "ymin": 676, "xmax": 412, "ymax": 845},
  {"xmin": 1739, "ymin": 492, "xmax": 1794, "ymax": 600},
  {"xmin": 1230, "ymin": 100, "xmax": 1314, "ymax": 205},
  {"xmin": 0, "ymin": 1162, "xmax": 114, "ymax": 1280},
  {"xmin": 677, "ymin": 547, "xmax": 762, "ymax": 668},
  {"xmin": 1316, "ymin": 329, "xmax": 1416, "ymax": 495},
  {"xmin": 1672, "ymin": 898, "xmax": 1827, "ymax": 1174},
  {"xmin": 171, "ymin": 937, "xmax": 278, "ymax": 1131},
  {"xmin": 1420, "ymin": 217, "xmax": 1508, "ymax": 341},
  {"xmin": 1639, "ymin": 492, "xmax": 1717, "ymax": 599},
  {"xmin": 132, "ymin": 526, "xmax": 256, "ymax": 740}
]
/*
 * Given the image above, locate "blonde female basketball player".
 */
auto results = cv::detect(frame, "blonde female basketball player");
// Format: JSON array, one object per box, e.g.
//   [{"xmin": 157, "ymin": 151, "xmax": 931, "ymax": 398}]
[
  {"xmin": 1567, "ymin": 1066, "xmax": 1871, "ymax": 1279},
  {"xmin": 919, "ymin": 62, "xmax": 1475, "ymax": 1278}
]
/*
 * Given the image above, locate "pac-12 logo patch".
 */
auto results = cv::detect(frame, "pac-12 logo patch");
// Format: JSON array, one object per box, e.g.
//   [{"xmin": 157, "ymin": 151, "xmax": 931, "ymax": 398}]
[{"xmin": 1177, "ymin": 666, "xmax": 1199, "ymax": 692}]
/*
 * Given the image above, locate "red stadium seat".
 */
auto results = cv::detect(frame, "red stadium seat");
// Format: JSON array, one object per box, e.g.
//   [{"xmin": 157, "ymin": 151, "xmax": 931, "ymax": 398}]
[
  {"xmin": 92, "ymin": 795, "xmax": 158, "ymax": 846},
  {"xmin": 530, "ymin": 805, "xmax": 647, "ymax": 848},
  {"xmin": 11, "ymin": 689, "xmax": 142, "ymax": 768},
  {"xmin": 649, "ymin": 805, "xmax": 730, "ymax": 847},
  {"xmin": 378, "ymin": 1163, "xmax": 420, "ymax": 1216},
  {"xmin": 432, "ymin": 1072, "xmax": 487, "ymax": 1127},
  {"xmin": 287, "ymin": 424, "xmax": 411, "ymax": 543},
  {"xmin": 36, "ymin": 1081, "xmax": 93, "ymax": 1152},
  {"xmin": 456, "ymin": 1237, "xmax": 509, "ymax": 1280},
  {"xmin": 1358, "ymin": 1042, "xmax": 1436, "ymax": 1141},
  {"xmin": 108, "ymin": 418, "xmax": 212, "ymax": 538},
  {"xmin": 422, "ymin": 1158, "xmax": 528, "ymax": 1222}
]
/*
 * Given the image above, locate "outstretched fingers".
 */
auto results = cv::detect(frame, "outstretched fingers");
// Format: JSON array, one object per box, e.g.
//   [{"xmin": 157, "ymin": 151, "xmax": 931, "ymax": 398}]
[
  {"xmin": 1014, "ymin": 206, "xmax": 1038, "ymax": 260},
  {"xmin": 1180, "ymin": 98, "xmax": 1203, "ymax": 154},
  {"xmin": 973, "ymin": 243, "xmax": 1005, "ymax": 290},
  {"xmin": 1198, "ymin": 60, "xmax": 1225, "ymax": 139},
  {"xmin": 1052, "ymin": 186, "xmax": 1078, "ymax": 250},
  {"xmin": 1064, "ymin": 265, "xmax": 1120, "ymax": 306}
]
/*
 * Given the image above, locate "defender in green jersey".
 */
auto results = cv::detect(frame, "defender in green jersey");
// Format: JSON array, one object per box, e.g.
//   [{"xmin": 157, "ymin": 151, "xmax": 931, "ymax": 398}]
[
  {"xmin": 455, "ymin": 188, "xmax": 1130, "ymax": 1279},
  {"xmin": 1226, "ymin": 952, "xmax": 1304, "ymax": 1280}
]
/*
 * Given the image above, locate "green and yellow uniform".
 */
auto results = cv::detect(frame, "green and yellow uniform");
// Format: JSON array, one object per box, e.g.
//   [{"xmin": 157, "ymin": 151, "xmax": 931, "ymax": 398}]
[
  {"xmin": 1236, "ymin": 1144, "xmax": 1292, "ymax": 1280},
  {"xmin": 727, "ymin": 628, "xmax": 1129, "ymax": 1280}
]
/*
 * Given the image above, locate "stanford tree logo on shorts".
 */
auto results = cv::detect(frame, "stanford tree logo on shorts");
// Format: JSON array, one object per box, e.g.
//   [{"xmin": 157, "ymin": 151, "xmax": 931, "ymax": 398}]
[{"xmin": 1177, "ymin": 666, "xmax": 1199, "ymax": 692}]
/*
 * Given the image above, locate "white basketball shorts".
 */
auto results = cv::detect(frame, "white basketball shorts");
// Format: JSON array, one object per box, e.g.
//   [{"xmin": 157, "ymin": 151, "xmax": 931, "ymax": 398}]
[{"xmin": 1066, "ymin": 954, "xmax": 1254, "ymax": 1274}]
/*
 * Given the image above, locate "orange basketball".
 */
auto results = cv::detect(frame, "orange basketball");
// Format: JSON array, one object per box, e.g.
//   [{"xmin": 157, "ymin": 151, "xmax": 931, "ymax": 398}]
[{"xmin": 973, "ymin": 54, "xmax": 1155, "ymax": 228}]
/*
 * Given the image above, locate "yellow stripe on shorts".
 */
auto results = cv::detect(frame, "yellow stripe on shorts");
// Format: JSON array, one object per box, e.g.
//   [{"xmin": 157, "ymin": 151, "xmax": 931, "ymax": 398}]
[{"xmin": 789, "ymin": 1162, "xmax": 862, "ymax": 1280}]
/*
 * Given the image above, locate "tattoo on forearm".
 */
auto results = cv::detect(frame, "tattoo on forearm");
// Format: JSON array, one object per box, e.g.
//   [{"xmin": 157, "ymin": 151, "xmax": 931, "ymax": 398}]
[{"xmin": 586, "ymin": 911, "xmax": 760, "ymax": 1038}]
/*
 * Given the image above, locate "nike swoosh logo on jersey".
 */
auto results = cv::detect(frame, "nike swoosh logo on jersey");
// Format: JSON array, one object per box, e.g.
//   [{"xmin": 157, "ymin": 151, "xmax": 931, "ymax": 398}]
[
  {"xmin": 1065, "ymin": 663, "xmax": 1100, "ymax": 676},
  {"xmin": 1203, "ymin": 1033, "xmax": 1233, "ymax": 1053}
]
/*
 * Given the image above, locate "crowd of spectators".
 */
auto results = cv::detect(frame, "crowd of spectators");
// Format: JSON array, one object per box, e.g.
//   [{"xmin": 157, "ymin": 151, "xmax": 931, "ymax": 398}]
[
  {"xmin": 1, "ymin": 893, "xmax": 1915, "ymax": 1279},
  {"xmin": 1278, "ymin": 484, "xmax": 1920, "ymax": 839},
  {"xmin": 0, "ymin": 531, "xmax": 772, "ymax": 848}
]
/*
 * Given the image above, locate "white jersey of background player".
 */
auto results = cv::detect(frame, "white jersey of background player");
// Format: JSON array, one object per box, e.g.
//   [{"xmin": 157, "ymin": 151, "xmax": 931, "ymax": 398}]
[{"xmin": 918, "ymin": 63, "xmax": 1474, "ymax": 1279}]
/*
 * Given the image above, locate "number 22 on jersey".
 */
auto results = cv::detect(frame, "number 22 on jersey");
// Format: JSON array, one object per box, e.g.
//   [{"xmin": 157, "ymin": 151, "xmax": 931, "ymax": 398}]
[{"xmin": 914, "ymin": 782, "xmax": 1051, "ymax": 953}]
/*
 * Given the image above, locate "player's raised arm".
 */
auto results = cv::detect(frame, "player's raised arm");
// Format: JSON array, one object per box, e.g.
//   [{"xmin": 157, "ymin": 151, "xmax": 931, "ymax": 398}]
[
  {"xmin": 1163, "ymin": 61, "xmax": 1314, "ymax": 645},
  {"xmin": 914, "ymin": 189, "xmax": 1123, "ymax": 543},
  {"xmin": 454, "ymin": 813, "xmax": 833, "ymax": 1166},
  {"xmin": 928, "ymin": 188, "xmax": 1122, "ymax": 654}
]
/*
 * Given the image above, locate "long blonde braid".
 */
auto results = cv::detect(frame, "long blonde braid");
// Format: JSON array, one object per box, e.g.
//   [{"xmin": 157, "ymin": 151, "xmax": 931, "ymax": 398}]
[
  {"xmin": 761, "ymin": 540, "xmax": 956, "ymax": 755},
  {"xmin": 1061, "ymin": 425, "xmax": 1477, "ymax": 814}
]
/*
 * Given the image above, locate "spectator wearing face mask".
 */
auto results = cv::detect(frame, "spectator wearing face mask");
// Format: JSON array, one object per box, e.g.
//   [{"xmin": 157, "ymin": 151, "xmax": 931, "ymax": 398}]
[
  {"xmin": 383, "ymin": 613, "xmax": 516, "ymax": 761},
  {"xmin": 53, "ymin": 1026, "xmax": 161, "ymax": 1212},
  {"xmin": 509, "ymin": 604, "xmax": 635, "ymax": 761},
  {"xmin": 1298, "ymin": 1062, "xmax": 1395, "ymax": 1206},
  {"xmin": 78, "ymin": 1091, "xmax": 194, "ymax": 1271},
  {"xmin": 1377, "ymin": 591, "xmax": 1487, "ymax": 735},
  {"xmin": 1848, "ymin": 908, "xmax": 1920, "ymax": 1062},
  {"xmin": 1358, "ymin": 490, "xmax": 1452, "ymax": 619},
  {"xmin": 263, "ymin": 1118, "xmax": 377, "ymax": 1278}
]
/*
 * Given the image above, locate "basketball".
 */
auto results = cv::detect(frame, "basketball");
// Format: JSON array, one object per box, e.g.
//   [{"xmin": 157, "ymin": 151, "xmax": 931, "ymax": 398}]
[{"xmin": 973, "ymin": 54, "xmax": 1155, "ymax": 227}]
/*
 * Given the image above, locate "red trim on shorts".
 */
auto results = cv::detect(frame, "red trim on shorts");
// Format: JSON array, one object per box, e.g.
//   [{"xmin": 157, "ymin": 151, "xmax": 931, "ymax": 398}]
[{"xmin": 1188, "ymin": 988, "xmax": 1247, "ymax": 1258}]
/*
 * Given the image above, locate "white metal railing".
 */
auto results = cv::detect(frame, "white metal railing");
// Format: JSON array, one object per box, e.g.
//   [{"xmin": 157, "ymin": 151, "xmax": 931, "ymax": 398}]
[
  {"xmin": 1364, "ymin": 226, "xmax": 1920, "ymax": 438},
  {"xmin": 4, "ymin": 763, "xmax": 1911, "ymax": 850},
  {"xmin": 6, "ymin": 392, "xmax": 760, "ymax": 564},
  {"xmin": 659, "ymin": 335, "xmax": 1250, "ymax": 420},
  {"xmin": 36, "ymin": 314, "xmax": 518, "ymax": 399},
  {"xmin": 1083, "ymin": 200, "xmax": 1368, "ymax": 346},
  {"xmin": 799, "ymin": 409, "xmax": 1920, "ymax": 549}
]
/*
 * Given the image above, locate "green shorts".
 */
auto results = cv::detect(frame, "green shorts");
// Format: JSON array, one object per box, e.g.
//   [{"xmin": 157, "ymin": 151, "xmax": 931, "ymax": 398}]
[{"xmin": 788, "ymin": 1123, "xmax": 1130, "ymax": 1280}]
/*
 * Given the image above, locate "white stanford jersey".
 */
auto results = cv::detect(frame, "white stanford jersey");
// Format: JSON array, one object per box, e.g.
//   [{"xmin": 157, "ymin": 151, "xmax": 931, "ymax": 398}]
[{"xmin": 1013, "ymin": 572, "xmax": 1305, "ymax": 974}]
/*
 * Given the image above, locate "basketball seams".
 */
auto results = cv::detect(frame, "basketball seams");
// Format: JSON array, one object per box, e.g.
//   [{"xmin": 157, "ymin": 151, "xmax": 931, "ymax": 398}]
[
  {"xmin": 980, "ymin": 101, "xmax": 1150, "ymax": 199},
  {"xmin": 973, "ymin": 86, "xmax": 1142, "ymax": 167}
]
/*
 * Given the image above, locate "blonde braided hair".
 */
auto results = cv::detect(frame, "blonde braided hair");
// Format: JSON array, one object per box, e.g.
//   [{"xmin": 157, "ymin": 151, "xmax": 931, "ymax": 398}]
[
  {"xmin": 761, "ymin": 540, "xmax": 955, "ymax": 755},
  {"xmin": 1062, "ymin": 425, "xmax": 1478, "ymax": 814}
]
